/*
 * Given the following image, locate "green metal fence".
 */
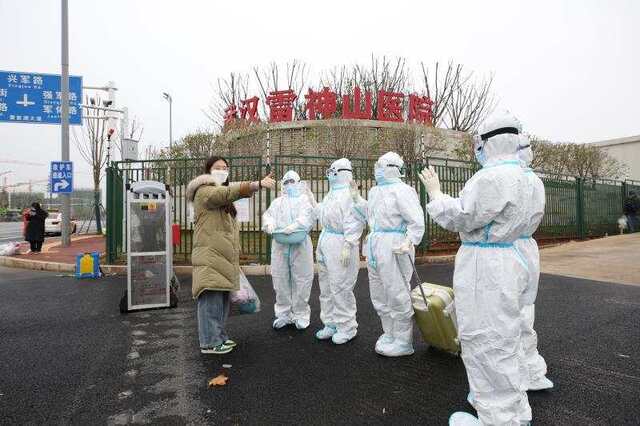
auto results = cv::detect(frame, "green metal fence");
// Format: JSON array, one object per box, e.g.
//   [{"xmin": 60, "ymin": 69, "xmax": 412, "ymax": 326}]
[{"xmin": 106, "ymin": 155, "xmax": 636, "ymax": 264}]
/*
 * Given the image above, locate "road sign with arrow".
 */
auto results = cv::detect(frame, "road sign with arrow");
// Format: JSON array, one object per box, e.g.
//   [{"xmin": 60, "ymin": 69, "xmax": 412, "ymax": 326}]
[{"xmin": 50, "ymin": 161, "xmax": 73, "ymax": 194}]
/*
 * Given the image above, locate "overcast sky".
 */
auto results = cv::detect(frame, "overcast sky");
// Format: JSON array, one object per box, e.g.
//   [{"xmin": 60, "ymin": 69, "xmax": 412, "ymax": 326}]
[{"xmin": 1, "ymin": 0, "xmax": 639, "ymax": 191}]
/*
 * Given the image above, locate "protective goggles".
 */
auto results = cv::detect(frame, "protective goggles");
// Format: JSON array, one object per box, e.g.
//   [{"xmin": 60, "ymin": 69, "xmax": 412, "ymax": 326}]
[
  {"xmin": 325, "ymin": 167, "xmax": 352, "ymax": 177},
  {"xmin": 374, "ymin": 162, "xmax": 405, "ymax": 177},
  {"xmin": 479, "ymin": 127, "xmax": 519, "ymax": 141},
  {"xmin": 282, "ymin": 178, "xmax": 297, "ymax": 186},
  {"xmin": 472, "ymin": 135, "xmax": 483, "ymax": 151}
]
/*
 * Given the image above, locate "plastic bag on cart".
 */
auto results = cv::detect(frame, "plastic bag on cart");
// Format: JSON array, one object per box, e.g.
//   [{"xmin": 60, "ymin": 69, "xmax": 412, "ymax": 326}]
[
  {"xmin": 230, "ymin": 270, "xmax": 261, "ymax": 314},
  {"xmin": 0, "ymin": 241, "xmax": 21, "ymax": 256}
]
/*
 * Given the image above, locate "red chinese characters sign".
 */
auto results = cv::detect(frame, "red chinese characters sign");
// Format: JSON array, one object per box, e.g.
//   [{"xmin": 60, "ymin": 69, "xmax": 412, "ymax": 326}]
[
  {"xmin": 408, "ymin": 94, "xmax": 433, "ymax": 125},
  {"xmin": 305, "ymin": 87, "xmax": 337, "ymax": 120},
  {"xmin": 266, "ymin": 90, "xmax": 297, "ymax": 123},
  {"xmin": 223, "ymin": 86, "xmax": 433, "ymax": 126},
  {"xmin": 377, "ymin": 90, "xmax": 404, "ymax": 122},
  {"xmin": 342, "ymin": 87, "xmax": 372, "ymax": 120},
  {"xmin": 240, "ymin": 96, "xmax": 259, "ymax": 122}
]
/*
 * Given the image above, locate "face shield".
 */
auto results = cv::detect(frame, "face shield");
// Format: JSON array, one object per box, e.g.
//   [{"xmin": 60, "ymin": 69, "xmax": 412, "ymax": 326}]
[
  {"xmin": 326, "ymin": 166, "xmax": 353, "ymax": 186},
  {"xmin": 517, "ymin": 136, "xmax": 533, "ymax": 166},
  {"xmin": 281, "ymin": 171, "xmax": 301, "ymax": 197},
  {"xmin": 473, "ymin": 134, "xmax": 487, "ymax": 166},
  {"xmin": 374, "ymin": 161, "xmax": 403, "ymax": 183}
]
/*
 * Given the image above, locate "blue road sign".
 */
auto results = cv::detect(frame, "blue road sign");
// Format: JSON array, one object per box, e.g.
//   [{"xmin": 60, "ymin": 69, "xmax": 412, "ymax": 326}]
[
  {"xmin": 0, "ymin": 70, "xmax": 82, "ymax": 125},
  {"xmin": 51, "ymin": 161, "xmax": 73, "ymax": 194}
]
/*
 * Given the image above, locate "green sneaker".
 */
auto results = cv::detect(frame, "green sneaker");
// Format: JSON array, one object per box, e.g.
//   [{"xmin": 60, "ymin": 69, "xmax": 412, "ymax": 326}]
[
  {"xmin": 201, "ymin": 343, "xmax": 233, "ymax": 355},
  {"xmin": 224, "ymin": 339, "xmax": 237, "ymax": 348}
]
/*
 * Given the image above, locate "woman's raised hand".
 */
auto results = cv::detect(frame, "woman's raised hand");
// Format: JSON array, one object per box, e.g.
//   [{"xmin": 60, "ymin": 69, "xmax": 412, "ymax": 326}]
[{"xmin": 260, "ymin": 172, "xmax": 276, "ymax": 189}]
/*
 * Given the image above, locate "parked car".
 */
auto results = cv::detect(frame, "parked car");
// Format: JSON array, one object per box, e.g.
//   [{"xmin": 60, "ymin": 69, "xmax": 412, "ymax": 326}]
[
  {"xmin": 0, "ymin": 210, "xmax": 22, "ymax": 222},
  {"xmin": 45, "ymin": 212, "xmax": 78, "ymax": 236}
]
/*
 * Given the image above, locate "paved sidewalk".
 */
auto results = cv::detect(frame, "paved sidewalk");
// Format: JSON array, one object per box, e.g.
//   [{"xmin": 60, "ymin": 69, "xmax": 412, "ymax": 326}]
[
  {"xmin": 0, "ymin": 235, "xmax": 106, "ymax": 272},
  {"xmin": 13, "ymin": 234, "xmax": 105, "ymax": 262},
  {"xmin": 541, "ymin": 233, "xmax": 640, "ymax": 286}
]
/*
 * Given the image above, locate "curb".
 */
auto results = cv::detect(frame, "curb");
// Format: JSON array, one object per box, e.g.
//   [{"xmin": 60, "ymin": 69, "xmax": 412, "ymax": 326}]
[
  {"xmin": 1, "ymin": 255, "xmax": 455, "ymax": 276},
  {"xmin": 0, "ymin": 256, "xmax": 76, "ymax": 273}
]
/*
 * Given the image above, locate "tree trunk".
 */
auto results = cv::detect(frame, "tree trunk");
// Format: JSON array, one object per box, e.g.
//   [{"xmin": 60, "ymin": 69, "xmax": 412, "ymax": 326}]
[{"xmin": 94, "ymin": 178, "xmax": 102, "ymax": 235}]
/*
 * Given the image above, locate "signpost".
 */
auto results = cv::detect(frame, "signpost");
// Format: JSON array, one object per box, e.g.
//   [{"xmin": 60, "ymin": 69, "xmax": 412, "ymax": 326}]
[
  {"xmin": 0, "ymin": 70, "xmax": 82, "ymax": 125},
  {"xmin": 50, "ymin": 161, "xmax": 73, "ymax": 194}
]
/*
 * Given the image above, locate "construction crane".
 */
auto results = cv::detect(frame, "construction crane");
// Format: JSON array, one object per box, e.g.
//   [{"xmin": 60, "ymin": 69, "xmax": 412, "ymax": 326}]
[{"xmin": 0, "ymin": 160, "xmax": 46, "ymax": 166}]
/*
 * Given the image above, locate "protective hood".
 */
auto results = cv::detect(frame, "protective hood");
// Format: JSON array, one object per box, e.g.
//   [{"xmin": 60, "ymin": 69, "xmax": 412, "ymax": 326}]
[
  {"xmin": 281, "ymin": 170, "xmax": 301, "ymax": 196},
  {"xmin": 281, "ymin": 170, "xmax": 301, "ymax": 186},
  {"xmin": 328, "ymin": 158, "xmax": 353, "ymax": 185},
  {"xmin": 477, "ymin": 111, "xmax": 522, "ymax": 165},
  {"xmin": 375, "ymin": 152, "xmax": 404, "ymax": 182}
]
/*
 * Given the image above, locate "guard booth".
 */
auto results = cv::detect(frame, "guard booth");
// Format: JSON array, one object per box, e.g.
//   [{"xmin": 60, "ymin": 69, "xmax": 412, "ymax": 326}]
[{"xmin": 120, "ymin": 180, "xmax": 177, "ymax": 313}]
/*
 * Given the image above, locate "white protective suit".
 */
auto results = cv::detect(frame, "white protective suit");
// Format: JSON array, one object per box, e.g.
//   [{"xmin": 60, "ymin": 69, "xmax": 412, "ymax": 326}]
[
  {"xmin": 356, "ymin": 152, "xmax": 425, "ymax": 357},
  {"xmin": 262, "ymin": 170, "xmax": 315, "ymax": 330},
  {"xmin": 313, "ymin": 158, "xmax": 365, "ymax": 344},
  {"xmin": 425, "ymin": 113, "xmax": 533, "ymax": 425},
  {"xmin": 516, "ymin": 137, "xmax": 553, "ymax": 391}
]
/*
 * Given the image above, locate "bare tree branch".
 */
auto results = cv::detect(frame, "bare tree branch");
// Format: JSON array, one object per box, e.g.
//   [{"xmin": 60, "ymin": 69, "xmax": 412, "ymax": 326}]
[
  {"xmin": 72, "ymin": 95, "xmax": 110, "ymax": 233},
  {"xmin": 445, "ymin": 71, "xmax": 496, "ymax": 132}
]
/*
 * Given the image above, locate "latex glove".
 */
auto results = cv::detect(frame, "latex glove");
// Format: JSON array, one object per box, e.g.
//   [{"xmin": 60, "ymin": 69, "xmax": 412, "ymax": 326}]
[
  {"xmin": 340, "ymin": 243, "xmax": 352, "ymax": 267},
  {"xmin": 393, "ymin": 237, "xmax": 413, "ymax": 255},
  {"xmin": 263, "ymin": 223, "xmax": 275, "ymax": 234},
  {"xmin": 260, "ymin": 172, "xmax": 276, "ymax": 190},
  {"xmin": 282, "ymin": 223, "xmax": 299, "ymax": 235},
  {"xmin": 419, "ymin": 166, "xmax": 443, "ymax": 200}
]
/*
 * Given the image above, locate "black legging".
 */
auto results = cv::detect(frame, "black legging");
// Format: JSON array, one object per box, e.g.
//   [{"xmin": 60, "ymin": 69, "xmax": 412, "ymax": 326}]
[{"xmin": 29, "ymin": 241, "xmax": 43, "ymax": 252}]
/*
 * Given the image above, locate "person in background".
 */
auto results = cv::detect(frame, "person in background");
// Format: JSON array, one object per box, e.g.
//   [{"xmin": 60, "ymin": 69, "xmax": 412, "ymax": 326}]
[
  {"xmin": 262, "ymin": 170, "xmax": 315, "ymax": 330},
  {"xmin": 22, "ymin": 207, "xmax": 30, "ymax": 239},
  {"xmin": 186, "ymin": 156, "xmax": 275, "ymax": 355},
  {"xmin": 623, "ymin": 190, "xmax": 639, "ymax": 233},
  {"xmin": 25, "ymin": 202, "xmax": 48, "ymax": 254}
]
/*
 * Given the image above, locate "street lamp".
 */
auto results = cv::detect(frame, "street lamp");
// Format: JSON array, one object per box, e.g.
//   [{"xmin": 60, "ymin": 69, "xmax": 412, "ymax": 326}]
[{"xmin": 163, "ymin": 92, "xmax": 173, "ymax": 149}]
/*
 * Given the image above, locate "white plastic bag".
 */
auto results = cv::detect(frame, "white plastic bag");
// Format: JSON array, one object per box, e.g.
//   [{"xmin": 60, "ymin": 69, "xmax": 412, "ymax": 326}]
[
  {"xmin": 0, "ymin": 241, "xmax": 20, "ymax": 256},
  {"xmin": 230, "ymin": 270, "xmax": 261, "ymax": 314}
]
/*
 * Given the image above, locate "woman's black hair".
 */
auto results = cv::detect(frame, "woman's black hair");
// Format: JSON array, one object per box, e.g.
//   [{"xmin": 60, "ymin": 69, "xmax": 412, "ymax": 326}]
[
  {"xmin": 204, "ymin": 155, "xmax": 237, "ymax": 218},
  {"xmin": 31, "ymin": 202, "xmax": 41, "ymax": 210}
]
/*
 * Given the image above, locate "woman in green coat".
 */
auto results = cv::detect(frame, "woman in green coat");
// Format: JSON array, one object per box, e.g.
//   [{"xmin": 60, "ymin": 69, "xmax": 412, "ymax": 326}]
[{"xmin": 186, "ymin": 156, "xmax": 275, "ymax": 354}]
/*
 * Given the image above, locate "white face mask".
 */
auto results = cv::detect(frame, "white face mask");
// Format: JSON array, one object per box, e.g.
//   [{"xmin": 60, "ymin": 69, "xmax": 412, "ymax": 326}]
[{"xmin": 210, "ymin": 169, "xmax": 229, "ymax": 185}]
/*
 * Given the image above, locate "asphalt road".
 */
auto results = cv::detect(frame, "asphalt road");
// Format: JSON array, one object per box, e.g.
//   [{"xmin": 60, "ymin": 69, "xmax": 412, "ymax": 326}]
[
  {"xmin": 1, "ymin": 264, "xmax": 639, "ymax": 425},
  {"xmin": 0, "ymin": 220, "xmax": 98, "ymax": 243}
]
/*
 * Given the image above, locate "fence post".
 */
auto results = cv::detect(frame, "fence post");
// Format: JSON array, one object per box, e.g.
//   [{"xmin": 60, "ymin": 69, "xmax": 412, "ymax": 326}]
[
  {"xmin": 106, "ymin": 166, "xmax": 114, "ymax": 264},
  {"xmin": 265, "ymin": 160, "xmax": 272, "ymax": 264},
  {"xmin": 621, "ymin": 181, "xmax": 627, "ymax": 211},
  {"xmin": 575, "ymin": 177, "xmax": 585, "ymax": 239},
  {"xmin": 417, "ymin": 161, "xmax": 429, "ymax": 251}
]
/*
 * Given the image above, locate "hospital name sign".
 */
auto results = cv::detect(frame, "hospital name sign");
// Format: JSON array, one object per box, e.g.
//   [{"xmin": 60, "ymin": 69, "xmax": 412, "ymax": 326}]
[{"xmin": 224, "ymin": 87, "xmax": 434, "ymax": 127}]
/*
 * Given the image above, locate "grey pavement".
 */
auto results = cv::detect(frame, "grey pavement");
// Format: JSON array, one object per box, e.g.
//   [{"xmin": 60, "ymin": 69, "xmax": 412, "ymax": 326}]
[{"xmin": 0, "ymin": 265, "xmax": 639, "ymax": 425}]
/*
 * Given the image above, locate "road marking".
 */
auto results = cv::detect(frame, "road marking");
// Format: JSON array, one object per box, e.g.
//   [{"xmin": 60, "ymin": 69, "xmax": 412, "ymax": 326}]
[{"xmin": 117, "ymin": 390, "xmax": 133, "ymax": 400}]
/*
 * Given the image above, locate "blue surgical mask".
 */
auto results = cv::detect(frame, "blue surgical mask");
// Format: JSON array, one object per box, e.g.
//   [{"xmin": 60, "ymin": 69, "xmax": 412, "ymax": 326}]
[
  {"xmin": 327, "ymin": 173, "xmax": 338, "ymax": 187},
  {"xmin": 285, "ymin": 184, "xmax": 300, "ymax": 197},
  {"xmin": 374, "ymin": 168, "xmax": 386, "ymax": 184},
  {"xmin": 475, "ymin": 147, "xmax": 487, "ymax": 167}
]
